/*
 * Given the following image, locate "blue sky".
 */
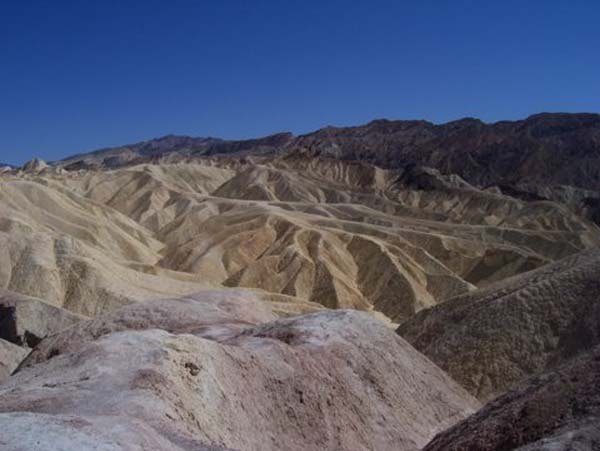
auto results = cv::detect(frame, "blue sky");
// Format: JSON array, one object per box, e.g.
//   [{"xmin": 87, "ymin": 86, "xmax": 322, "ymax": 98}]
[{"xmin": 1, "ymin": 0, "xmax": 599, "ymax": 165}]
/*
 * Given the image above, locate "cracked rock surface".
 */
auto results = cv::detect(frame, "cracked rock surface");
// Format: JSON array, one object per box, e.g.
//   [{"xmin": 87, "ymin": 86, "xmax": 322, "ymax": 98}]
[{"xmin": 0, "ymin": 292, "xmax": 478, "ymax": 451}]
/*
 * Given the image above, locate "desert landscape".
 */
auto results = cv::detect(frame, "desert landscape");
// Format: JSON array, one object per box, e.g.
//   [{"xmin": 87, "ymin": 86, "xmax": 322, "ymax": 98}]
[{"xmin": 0, "ymin": 113, "xmax": 599, "ymax": 449}]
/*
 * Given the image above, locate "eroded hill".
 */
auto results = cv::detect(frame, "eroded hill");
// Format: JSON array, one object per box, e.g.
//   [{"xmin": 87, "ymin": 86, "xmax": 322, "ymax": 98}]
[
  {"xmin": 397, "ymin": 246, "xmax": 600, "ymax": 401},
  {"xmin": 2, "ymin": 154, "xmax": 597, "ymax": 324}
]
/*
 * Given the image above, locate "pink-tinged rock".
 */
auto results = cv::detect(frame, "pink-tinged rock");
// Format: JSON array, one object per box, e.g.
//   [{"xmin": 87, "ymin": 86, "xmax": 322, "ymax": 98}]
[{"xmin": 0, "ymin": 297, "xmax": 478, "ymax": 451}]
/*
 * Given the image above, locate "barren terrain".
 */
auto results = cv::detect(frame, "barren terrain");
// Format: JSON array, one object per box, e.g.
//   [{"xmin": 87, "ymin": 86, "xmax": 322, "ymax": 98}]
[{"xmin": 1, "ymin": 113, "xmax": 600, "ymax": 450}]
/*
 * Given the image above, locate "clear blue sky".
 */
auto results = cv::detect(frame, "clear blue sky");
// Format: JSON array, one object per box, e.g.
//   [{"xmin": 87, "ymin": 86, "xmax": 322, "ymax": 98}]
[{"xmin": 1, "ymin": 0, "xmax": 599, "ymax": 165}]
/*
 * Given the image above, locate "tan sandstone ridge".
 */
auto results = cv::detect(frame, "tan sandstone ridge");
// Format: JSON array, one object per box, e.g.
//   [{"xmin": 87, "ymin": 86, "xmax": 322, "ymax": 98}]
[
  {"xmin": 0, "ymin": 291, "xmax": 479, "ymax": 451},
  {"xmin": 397, "ymin": 246, "xmax": 600, "ymax": 401},
  {"xmin": 2, "ymin": 155, "xmax": 598, "ymax": 325}
]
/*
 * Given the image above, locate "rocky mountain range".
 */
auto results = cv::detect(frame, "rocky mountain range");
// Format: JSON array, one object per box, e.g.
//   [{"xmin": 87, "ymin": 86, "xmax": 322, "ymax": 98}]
[
  {"xmin": 1, "ymin": 112, "xmax": 599, "ymax": 450},
  {"xmin": 59, "ymin": 114, "xmax": 600, "ymax": 188},
  {"xmin": 56, "ymin": 113, "xmax": 600, "ymax": 225}
]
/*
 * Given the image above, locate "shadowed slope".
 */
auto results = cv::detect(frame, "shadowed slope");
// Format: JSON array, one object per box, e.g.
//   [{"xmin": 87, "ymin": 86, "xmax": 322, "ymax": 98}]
[
  {"xmin": 0, "ymin": 339, "xmax": 27, "ymax": 383},
  {"xmin": 423, "ymin": 345, "xmax": 600, "ymax": 451},
  {"xmin": 398, "ymin": 247, "xmax": 600, "ymax": 401}
]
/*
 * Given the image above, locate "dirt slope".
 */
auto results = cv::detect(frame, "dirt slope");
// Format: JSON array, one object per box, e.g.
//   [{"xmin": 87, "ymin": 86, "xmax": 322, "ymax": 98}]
[
  {"xmin": 397, "ymin": 246, "xmax": 600, "ymax": 401},
  {"xmin": 423, "ymin": 345, "xmax": 600, "ymax": 451}
]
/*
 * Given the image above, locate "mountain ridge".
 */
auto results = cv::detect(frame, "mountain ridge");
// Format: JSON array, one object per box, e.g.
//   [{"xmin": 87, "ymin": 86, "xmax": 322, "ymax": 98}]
[{"xmin": 52, "ymin": 112, "xmax": 600, "ymax": 192}]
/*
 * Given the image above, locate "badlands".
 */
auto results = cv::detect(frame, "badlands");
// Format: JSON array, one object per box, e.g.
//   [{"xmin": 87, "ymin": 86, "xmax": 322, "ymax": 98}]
[{"xmin": 1, "ymin": 113, "xmax": 600, "ymax": 450}]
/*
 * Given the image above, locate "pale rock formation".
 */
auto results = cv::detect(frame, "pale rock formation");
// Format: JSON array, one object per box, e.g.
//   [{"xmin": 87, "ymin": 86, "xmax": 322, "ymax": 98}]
[
  {"xmin": 1, "ymin": 294, "xmax": 479, "ymax": 451},
  {"xmin": 21, "ymin": 158, "xmax": 49, "ymax": 173},
  {"xmin": 0, "ymin": 289, "xmax": 85, "ymax": 348},
  {"xmin": 0, "ymin": 339, "xmax": 28, "ymax": 383}
]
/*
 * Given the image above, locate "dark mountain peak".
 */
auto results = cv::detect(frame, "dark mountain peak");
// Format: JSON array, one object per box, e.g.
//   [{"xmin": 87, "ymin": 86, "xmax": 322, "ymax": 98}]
[
  {"xmin": 149, "ymin": 134, "xmax": 221, "ymax": 144},
  {"xmin": 365, "ymin": 118, "xmax": 434, "ymax": 132},
  {"xmin": 299, "ymin": 119, "xmax": 434, "ymax": 141},
  {"xmin": 443, "ymin": 117, "xmax": 484, "ymax": 127},
  {"xmin": 366, "ymin": 118, "xmax": 432, "ymax": 126},
  {"xmin": 525, "ymin": 111, "xmax": 600, "ymax": 122},
  {"xmin": 254, "ymin": 131, "xmax": 294, "ymax": 143},
  {"xmin": 137, "ymin": 135, "xmax": 222, "ymax": 154},
  {"xmin": 195, "ymin": 131, "xmax": 295, "ymax": 157},
  {"xmin": 519, "ymin": 112, "xmax": 600, "ymax": 137}
]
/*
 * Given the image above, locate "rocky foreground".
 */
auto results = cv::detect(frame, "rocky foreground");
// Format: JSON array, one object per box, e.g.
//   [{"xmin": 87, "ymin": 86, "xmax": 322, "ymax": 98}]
[
  {"xmin": 0, "ymin": 291, "xmax": 478, "ymax": 450},
  {"xmin": 2, "ymin": 269, "xmax": 599, "ymax": 450}
]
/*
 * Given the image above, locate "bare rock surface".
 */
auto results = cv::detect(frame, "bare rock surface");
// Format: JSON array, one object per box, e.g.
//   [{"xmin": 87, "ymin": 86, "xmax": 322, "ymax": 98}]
[
  {"xmin": 0, "ymin": 288, "xmax": 85, "ymax": 347},
  {"xmin": 0, "ymin": 339, "xmax": 28, "ymax": 383},
  {"xmin": 397, "ymin": 247, "xmax": 600, "ymax": 401},
  {"xmin": 423, "ymin": 345, "xmax": 600, "ymax": 451},
  {"xmin": 0, "ymin": 296, "xmax": 479, "ymax": 451},
  {"xmin": 19, "ymin": 288, "xmax": 278, "ymax": 368},
  {"xmin": 21, "ymin": 158, "xmax": 49, "ymax": 173}
]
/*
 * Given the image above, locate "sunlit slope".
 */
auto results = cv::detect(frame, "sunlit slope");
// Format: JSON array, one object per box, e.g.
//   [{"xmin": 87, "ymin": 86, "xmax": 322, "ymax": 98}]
[{"xmin": 2, "ymin": 155, "xmax": 599, "ymax": 322}]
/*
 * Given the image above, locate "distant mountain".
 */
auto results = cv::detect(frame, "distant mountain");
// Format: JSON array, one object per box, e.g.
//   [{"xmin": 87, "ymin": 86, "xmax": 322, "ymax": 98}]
[
  {"xmin": 296, "ymin": 113, "xmax": 600, "ymax": 191},
  {"xmin": 59, "ymin": 132, "xmax": 294, "ymax": 169},
  {"xmin": 57, "ymin": 113, "xmax": 600, "ymax": 192}
]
